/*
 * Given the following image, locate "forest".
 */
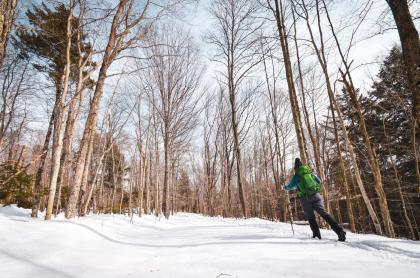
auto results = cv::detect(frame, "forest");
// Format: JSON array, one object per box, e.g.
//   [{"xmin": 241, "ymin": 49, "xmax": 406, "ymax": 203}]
[{"xmin": 0, "ymin": 0, "xmax": 419, "ymax": 241}]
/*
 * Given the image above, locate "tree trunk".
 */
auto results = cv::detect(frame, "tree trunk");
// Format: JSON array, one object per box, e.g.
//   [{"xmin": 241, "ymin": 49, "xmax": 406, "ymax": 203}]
[
  {"xmin": 154, "ymin": 122, "xmax": 161, "ymax": 216},
  {"xmin": 128, "ymin": 173, "xmax": 132, "ymax": 217},
  {"xmin": 271, "ymin": 0, "xmax": 307, "ymax": 163},
  {"xmin": 387, "ymin": 0, "xmax": 420, "ymax": 187},
  {"xmin": 162, "ymin": 131, "xmax": 170, "ymax": 218},
  {"xmin": 227, "ymin": 46, "xmax": 247, "ymax": 217},
  {"xmin": 333, "ymin": 95, "xmax": 383, "ymax": 235},
  {"xmin": 340, "ymin": 73, "xmax": 395, "ymax": 237},
  {"xmin": 331, "ymin": 107, "xmax": 356, "ymax": 232},
  {"xmin": 55, "ymin": 93, "xmax": 81, "ymax": 216},
  {"xmin": 78, "ymin": 139, "xmax": 93, "ymax": 215},
  {"xmin": 31, "ymin": 94, "xmax": 58, "ymax": 218},
  {"xmin": 318, "ymin": 0, "xmax": 394, "ymax": 237},
  {"xmin": 291, "ymin": 5, "xmax": 331, "ymax": 214},
  {"xmin": 0, "ymin": 0, "xmax": 18, "ymax": 68},
  {"xmin": 297, "ymin": 0, "xmax": 356, "ymax": 232},
  {"xmin": 146, "ymin": 155, "xmax": 151, "ymax": 214},
  {"xmin": 66, "ymin": 0, "xmax": 129, "ymax": 219},
  {"xmin": 383, "ymin": 120, "xmax": 417, "ymax": 240},
  {"xmin": 139, "ymin": 153, "xmax": 147, "ymax": 216},
  {"xmin": 45, "ymin": 1, "xmax": 73, "ymax": 220}
]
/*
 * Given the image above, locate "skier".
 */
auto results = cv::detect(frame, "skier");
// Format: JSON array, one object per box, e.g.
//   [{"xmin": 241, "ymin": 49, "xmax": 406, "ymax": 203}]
[{"xmin": 283, "ymin": 158, "xmax": 346, "ymax": 242}]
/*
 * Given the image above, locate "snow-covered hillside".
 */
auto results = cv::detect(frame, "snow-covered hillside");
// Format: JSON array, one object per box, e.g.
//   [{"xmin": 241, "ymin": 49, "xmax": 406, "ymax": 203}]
[{"xmin": 1, "ymin": 205, "xmax": 419, "ymax": 278}]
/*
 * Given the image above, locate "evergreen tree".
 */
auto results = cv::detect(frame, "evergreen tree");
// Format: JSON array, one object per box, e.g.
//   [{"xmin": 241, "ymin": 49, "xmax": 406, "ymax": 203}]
[
  {"xmin": 14, "ymin": 2, "xmax": 94, "ymax": 89},
  {"xmin": 336, "ymin": 47, "xmax": 419, "ymax": 238}
]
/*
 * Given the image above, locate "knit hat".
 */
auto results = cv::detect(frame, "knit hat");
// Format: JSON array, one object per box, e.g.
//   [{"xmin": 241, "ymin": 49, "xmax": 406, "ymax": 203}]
[{"xmin": 294, "ymin": 158, "xmax": 302, "ymax": 170}]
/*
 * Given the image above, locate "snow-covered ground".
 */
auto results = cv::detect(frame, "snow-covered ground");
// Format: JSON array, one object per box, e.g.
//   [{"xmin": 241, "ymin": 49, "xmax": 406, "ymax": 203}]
[{"xmin": 1, "ymin": 205, "xmax": 419, "ymax": 278}]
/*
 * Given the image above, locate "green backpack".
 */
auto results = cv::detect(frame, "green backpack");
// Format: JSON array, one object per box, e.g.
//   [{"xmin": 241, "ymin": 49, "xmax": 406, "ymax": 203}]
[{"xmin": 295, "ymin": 165, "xmax": 321, "ymax": 198}]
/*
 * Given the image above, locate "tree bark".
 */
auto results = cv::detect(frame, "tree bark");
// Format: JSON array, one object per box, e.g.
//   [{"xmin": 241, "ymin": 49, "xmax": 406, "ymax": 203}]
[
  {"xmin": 270, "ymin": 0, "xmax": 307, "ymax": 163},
  {"xmin": 162, "ymin": 131, "xmax": 170, "ymax": 218},
  {"xmin": 0, "ymin": 0, "xmax": 18, "ymax": 68},
  {"xmin": 31, "ymin": 94, "xmax": 58, "ymax": 217},
  {"xmin": 45, "ymin": 0, "xmax": 74, "ymax": 220},
  {"xmin": 228, "ymin": 82, "xmax": 248, "ymax": 217},
  {"xmin": 66, "ymin": 0, "xmax": 130, "ymax": 218}
]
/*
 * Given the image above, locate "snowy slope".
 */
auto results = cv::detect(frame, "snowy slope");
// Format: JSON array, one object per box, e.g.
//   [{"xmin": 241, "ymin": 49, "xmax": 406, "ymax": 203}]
[{"xmin": 1, "ymin": 205, "xmax": 419, "ymax": 278}]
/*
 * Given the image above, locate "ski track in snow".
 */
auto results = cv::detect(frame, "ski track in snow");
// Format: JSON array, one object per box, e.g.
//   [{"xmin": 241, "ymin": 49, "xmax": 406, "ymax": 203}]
[{"xmin": 1, "ymin": 205, "xmax": 419, "ymax": 278}]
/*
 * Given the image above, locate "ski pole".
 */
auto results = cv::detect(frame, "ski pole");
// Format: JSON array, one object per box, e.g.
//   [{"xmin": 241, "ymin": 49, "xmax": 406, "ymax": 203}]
[{"xmin": 286, "ymin": 192, "xmax": 295, "ymax": 235}]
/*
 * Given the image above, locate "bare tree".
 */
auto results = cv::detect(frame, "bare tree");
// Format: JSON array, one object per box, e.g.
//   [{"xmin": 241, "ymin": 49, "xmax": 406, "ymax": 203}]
[
  {"xmin": 314, "ymin": 0, "xmax": 395, "ymax": 236},
  {"xmin": 265, "ymin": 0, "xmax": 308, "ymax": 163},
  {"xmin": 260, "ymin": 37, "xmax": 293, "ymax": 221},
  {"xmin": 202, "ymin": 97, "xmax": 220, "ymax": 216},
  {"xmin": 0, "ymin": 56, "xmax": 30, "ymax": 149},
  {"xmin": 66, "ymin": 0, "xmax": 191, "ymax": 218},
  {"xmin": 140, "ymin": 24, "xmax": 202, "ymax": 218},
  {"xmin": 293, "ymin": 0, "xmax": 357, "ymax": 230}
]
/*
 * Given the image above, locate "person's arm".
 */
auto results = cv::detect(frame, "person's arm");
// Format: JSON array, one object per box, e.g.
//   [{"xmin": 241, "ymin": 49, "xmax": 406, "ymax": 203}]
[
  {"xmin": 283, "ymin": 175, "xmax": 298, "ymax": 191},
  {"xmin": 312, "ymin": 173, "xmax": 321, "ymax": 185}
]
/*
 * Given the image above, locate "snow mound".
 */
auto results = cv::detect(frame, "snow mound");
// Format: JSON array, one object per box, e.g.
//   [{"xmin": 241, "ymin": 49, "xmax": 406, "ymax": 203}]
[{"xmin": 1, "ymin": 205, "xmax": 419, "ymax": 278}]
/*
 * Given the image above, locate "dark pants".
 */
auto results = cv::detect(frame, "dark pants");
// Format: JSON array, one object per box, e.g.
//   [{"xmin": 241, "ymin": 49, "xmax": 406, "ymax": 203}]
[
  {"xmin": 300, "ymin": 193, "xmax": 343, "ymax": 237},
  {"xmin": 300, "ymin": 193, "xmax": 329, "ymax": 220}
]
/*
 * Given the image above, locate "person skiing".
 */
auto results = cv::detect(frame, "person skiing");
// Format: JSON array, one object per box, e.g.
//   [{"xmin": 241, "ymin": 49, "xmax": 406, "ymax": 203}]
[{"xmin": 283, "ymin": 158, "xmax": 346, "ymax": 242}]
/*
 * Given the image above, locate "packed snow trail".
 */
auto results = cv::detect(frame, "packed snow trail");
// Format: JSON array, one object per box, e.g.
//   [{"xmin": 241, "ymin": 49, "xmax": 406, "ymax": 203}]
[{"xmin": 1, "ymin": 206, "xmax": 419, "ymax": 278}]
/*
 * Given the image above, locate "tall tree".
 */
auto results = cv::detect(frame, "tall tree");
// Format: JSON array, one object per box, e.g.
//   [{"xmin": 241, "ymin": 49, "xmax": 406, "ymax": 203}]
[
  {"xmin": 207, "ymin": 0, "xmax": 263, "ymax": 217},
  {"xmin": 44, "ymin": 0, "xmax": 74, "ymax": 220},
  {"xmin": 140, "ymin": 24, "xmax": 202, "ymax": 218},
  {"xmin": 65, "ymin": 0, "xmax": 152, "ymax": 218},
  {"xmin": 318, "ymin": 0, "xmax": 395, "ymax": 236},
  {"xmin": 386, "ymin": 0, "xmax": 420, "ymax": 186},
  {"xmin": 266, "ymin": 0, "xmax": 308, "ymax": 163},
  {"xmin": 14, "ymin": 2, "xmax": 94, "ymax": 218},
  {"xmin": 338, "ymin": 47, "xmax": 419, "ymax": 239},
  {"xmin": 294, "ymin": 0, "xmax": 356, "ymax": 228},
  {"xmin": 65, "ymin": 0, "xmax": 190, "ymax": 219}
]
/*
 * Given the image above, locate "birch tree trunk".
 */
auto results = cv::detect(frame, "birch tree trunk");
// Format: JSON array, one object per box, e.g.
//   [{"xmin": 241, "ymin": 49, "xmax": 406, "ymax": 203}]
[
  {"xmin": 66, "ymin": 0, "xmax": 134, "ymax": 218},
  {"xmin": 45, "ymin": 0, "xmax": 74, "ymax": 220},
  {"xmin": 31, "ymin": 94, "xmax": 58, "ymax": 217},
  {"xmin": 55, "ymin": 91, "xmax": 82, "ymax": 216}
]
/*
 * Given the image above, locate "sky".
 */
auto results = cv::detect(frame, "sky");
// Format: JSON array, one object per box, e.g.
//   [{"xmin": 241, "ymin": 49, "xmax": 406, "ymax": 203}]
[
  {"xmin": 174, "ymin": 0, "xmax": 419, "ymax": 166},
  {"xmin": 12, "ymin": 0, "xmax": 420, "ymax": 159},
  {"xmin": 182, "ymin": 0, "xmax": 410, "ymax": 91}
]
